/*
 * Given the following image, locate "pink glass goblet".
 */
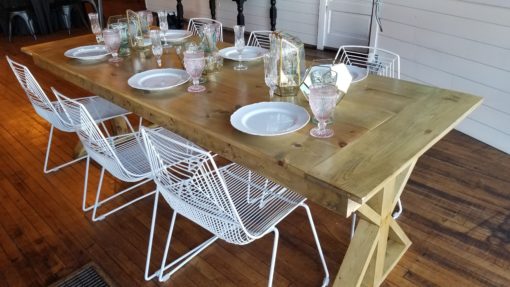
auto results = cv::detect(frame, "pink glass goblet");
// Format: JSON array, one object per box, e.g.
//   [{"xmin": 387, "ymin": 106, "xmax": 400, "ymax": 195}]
[
  {"xmin": 309, "ymin": 84, "xmax": 339, "ymax": 138},
  {"xmin": 183, "ymin": 50, "xmax": 206, "ymax": 93},
  {"xmin": 103, "ymin": 29, "xmax": 122, "ymax": 63}
]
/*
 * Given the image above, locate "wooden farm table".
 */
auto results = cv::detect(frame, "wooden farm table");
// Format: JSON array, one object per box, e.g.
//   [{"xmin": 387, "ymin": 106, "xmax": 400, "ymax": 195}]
[{"xmin": 22, "ymin": 35, "xmax": 482, "ymax": 287}]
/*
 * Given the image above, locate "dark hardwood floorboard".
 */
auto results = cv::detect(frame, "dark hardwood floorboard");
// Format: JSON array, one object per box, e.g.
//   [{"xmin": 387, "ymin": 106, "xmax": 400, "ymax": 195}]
[{"xmin": 1, "ymin": 1, "xmax": 509, "ymax": 286}]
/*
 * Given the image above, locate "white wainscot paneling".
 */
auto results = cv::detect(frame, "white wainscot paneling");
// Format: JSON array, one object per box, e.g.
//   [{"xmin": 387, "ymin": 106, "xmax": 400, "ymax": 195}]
[{"xmin": 377, "ymin": 0, "xmax": 510, "ymax": 153}]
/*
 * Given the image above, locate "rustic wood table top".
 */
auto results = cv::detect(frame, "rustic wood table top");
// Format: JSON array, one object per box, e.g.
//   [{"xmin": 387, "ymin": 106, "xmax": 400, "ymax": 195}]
[{"xmin": 22, "ymin": 34, "xmax": 482, "ymax": 287}]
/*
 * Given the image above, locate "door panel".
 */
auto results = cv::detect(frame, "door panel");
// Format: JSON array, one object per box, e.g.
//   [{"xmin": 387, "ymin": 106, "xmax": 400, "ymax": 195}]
[{"xmin": 317, "ymin": 0, "xmax": 373, "ymax": 49}]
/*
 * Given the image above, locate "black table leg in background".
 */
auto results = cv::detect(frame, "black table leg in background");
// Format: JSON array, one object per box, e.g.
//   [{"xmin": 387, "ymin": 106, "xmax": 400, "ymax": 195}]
[
  {"xmin": 270, "ymin": 0, "xmax": 276, "ymax": 31},
  {"xmin": 232, "ymin": 0, "xmax": 246, "ymax": 26},
  {"xmin": 209, "ymin": 0, "xmax": 216, "ymax": 19},
  {"xmin": 176, "ymin": 0, "xmax": 183, "ymax": 29}
]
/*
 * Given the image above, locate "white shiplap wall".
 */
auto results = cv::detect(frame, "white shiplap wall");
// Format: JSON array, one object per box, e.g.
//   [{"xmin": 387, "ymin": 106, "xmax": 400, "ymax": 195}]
[
  {"xmin": 376, "ymin": 0, "xmax": 510, "ymax": 154},
  {"xmin": 145, "ymin": 0, "xmax": 320, "ymax": 45}
]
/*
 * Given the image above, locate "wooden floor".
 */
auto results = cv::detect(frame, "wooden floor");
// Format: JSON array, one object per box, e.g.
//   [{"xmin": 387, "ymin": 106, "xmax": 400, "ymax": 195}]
[{"xmin": 1, "ymin": 3, "xmax": 510, "ymax": 287}]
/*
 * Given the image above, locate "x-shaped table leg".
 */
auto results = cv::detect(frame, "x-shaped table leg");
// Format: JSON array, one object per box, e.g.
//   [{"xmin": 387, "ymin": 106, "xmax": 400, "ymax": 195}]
[{"xmin": 333, "ymin": 160, "xmax": 416, "ymax": 287}]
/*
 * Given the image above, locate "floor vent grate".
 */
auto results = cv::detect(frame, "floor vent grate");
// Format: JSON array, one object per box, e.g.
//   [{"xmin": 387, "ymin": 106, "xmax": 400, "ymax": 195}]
[{"xmin": 49, "ymin": 263, "xmax": 115, "ymax": 287}]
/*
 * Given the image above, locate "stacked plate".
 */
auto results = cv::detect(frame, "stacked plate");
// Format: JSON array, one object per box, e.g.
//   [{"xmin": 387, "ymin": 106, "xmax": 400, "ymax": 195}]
[
  {"xmin": 219, "ymin": 47, "xmax": 267, "ymax": 62},
  {"xmin": 128, "ymin": 69, "xmax": 190, "ymax": 91},
  {"xmin": 64, "ymin": 45, "xmax": 109, "ymax": 61},
  {"xmin": 230, "ymin": 102, "xmax": 310, "ymax": 136}
]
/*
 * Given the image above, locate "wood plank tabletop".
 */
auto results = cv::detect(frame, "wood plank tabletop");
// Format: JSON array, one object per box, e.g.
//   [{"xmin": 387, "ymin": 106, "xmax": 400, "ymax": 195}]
[{"xmin": 21, "ymin": 35, "xmax": 482, "ymax": 217}]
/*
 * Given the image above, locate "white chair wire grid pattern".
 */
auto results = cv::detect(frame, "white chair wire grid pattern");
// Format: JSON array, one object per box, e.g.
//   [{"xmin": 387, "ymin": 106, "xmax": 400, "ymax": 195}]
[
  {"xmin": 141, "ymin": 127, "xmax": 330, "ymax": 287},
  {"xmin": 187, "ymin": 17, "xmax": 223, "ymax": 42},
  {"xmin": 334, "ymin": 45, "xmax": 401, "ymax": 79},
  {"xmin": 53, "ymin": 90, "xmax": 155, "ymax": 220},
  {"xmin": 334, "ymin": 46, "xmax": 404, "ymax": 235},
  {"xmin": 6, "ymin": 56, "xmax": 131, "ymax": 174},
  {"xmin": 247, "ymin": 30, "xmax": 272, "ymax": 49}
]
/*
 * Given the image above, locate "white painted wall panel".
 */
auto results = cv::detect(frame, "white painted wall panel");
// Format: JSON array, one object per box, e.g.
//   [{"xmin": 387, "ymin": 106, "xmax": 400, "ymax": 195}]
[{"xmin": 377, "ymin": 0, "xmax": 510, "ymax": 153}]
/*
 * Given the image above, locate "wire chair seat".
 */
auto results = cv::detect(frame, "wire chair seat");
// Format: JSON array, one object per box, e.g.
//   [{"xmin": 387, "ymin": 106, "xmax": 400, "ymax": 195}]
[
  {"xmin": 247, "ymin": 30, "xmax": 272, "ymax": 50},
  {"xmin": 187, "ymin": 18, "xmax": 223, "ymax": 41},
  {"xmin": 159, "ymin": 163, "xmax": 306, "ymax": 244},
  {"xmin": 52, "ymin": 96, "xmax": 130, "ymax": 132},
  {"xmin": 142, "ymin": 127, "xmax": 329, "ymax": 286},
  {"xmin": 334, "ymin": 45, "xmax": 400, "ymax": 79}
]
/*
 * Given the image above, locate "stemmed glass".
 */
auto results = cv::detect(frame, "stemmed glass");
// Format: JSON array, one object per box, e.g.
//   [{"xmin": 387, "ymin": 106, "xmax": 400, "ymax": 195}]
[
  {"xmin": 233, "ymin": 25, "xmax": 247, "ymax": 71},
  {"xmin": 88, "ymin": 13, "xmax": 103, "ymax": 43},
  {"xmin": 157, "ymin": 11, "xmax": 169, "ymax": 46},
  {"xmin": 308, "ymin": 84, "xmax": 339, "ymax": 138},
  {"xmin": 102, "ymin": 29, "xmax": 122, "ymax": 63},
  {"xmin": 150, "ymin": 30, "xmax": 163, "ymax": 67},
  {"xmin": 263, "ymin": 53, "xmax": 277, "ymax": 97},
  {"xmin": 183, "ymin": 50, "xmax": 206, "ymax": 93}
]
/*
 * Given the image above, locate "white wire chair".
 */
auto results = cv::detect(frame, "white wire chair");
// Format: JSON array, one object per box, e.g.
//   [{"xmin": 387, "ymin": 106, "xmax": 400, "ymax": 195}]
[
  {"xmin": 141, "ymin": 127, "xmax": 330, "ymax": 286},
  {"xmin": 53, "ymin": 89, "xmax": 155, "ymax": 220},
  {"xmin": 334, "ymin": 45, "xmax": 400, "ymax": 79},
  {"xmin": 247, "ymin": 30, "xmax": 272, "ymax": 49},
  {"xmin": 334, "ymin": 46, "xmax": 404, "ymax": 236},
  {"xmin": 187, "ymin": 17, "xmax": 223, "ymax": 42},
  {"xmin": 6, "ymin": 56, "xmax": 131, "ymax": 174}
]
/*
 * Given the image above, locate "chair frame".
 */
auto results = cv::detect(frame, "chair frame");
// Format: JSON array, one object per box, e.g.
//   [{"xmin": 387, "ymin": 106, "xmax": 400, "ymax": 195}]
[
  {"xmin": 53, "ymin": 90, "xmax": 153, "ymax": 220},
  {"xmin": 141, "ymin": 127, "xmax": 329, "ymax": 287},
  {"xmin": 6, "ymin": 56, "xmax": 130, "ymax": 174},
  {"xmin": 334, "ymin": 45, "xmax": 401, "ymax": 79},
  {"xmin": 247, "ymin": 30, "xmax": 272, "ymax": 49},
  {"xmin": 187, "ymin": 17, "xmax": 223, "ymax": 42}
]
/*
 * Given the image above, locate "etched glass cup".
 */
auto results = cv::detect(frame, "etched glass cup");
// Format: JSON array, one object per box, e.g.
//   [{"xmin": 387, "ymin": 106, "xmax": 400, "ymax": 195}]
[
  {"xmin": 102, "ymin": 29, "xmax": 122, "ymax": 63},
  {"xmin": 88, "ymin": 13, "xmax": 103, "ymax": 43},
  {"xmin": 233, "ymin": 25, "xmax": 247, "ymax": 71},
  {"xmin": 150, "ymin": 30, "xmax": 163, "ymax": 67},
  {"xmin": 183, "ymin": 50, "xmax": 206, "ymax": 93},
  {"xmin": 308, "ymin": 84, "xmax": 339, "ymax": 138}
]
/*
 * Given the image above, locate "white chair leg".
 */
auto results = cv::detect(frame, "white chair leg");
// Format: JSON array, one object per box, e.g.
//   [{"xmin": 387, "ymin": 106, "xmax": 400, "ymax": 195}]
[
  {"xmin": 82, "ymin": 156, "xmax": 94, "ymax": 211},
  {"xmin": 301, "ymin": 203, "xmax": 330, "ymax": 287},
  {"xmin": 267, "ymin": 228, "xmax": 279, "ymax": 287},
  {"xmin": 145, "ymin": 190, "xmax": 161, "ymax": 281},
  {"xmin": 393, "ymin": 199, "xmax": 403, "ymax": 219},
  {"xmin": 44, "ymin": 125, "xmax": 87, "ymax": 174},
  {"xmin": 90, "ymin": 166, "xmax": 154, "ymax": 221},
  {"xmin": 158, "ymin": 212, "xmax": 219, "ymax": 282}
]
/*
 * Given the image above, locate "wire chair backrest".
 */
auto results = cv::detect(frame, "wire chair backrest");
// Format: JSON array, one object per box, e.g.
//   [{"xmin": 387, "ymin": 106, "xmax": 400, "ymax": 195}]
[
  {"xmin": 247, "ymin": 31, "xmax": 272, "ymax": 49},
  {"xmin": 187, "ymin": 18, "xmax": 223, "ymax": 42},
  {"xmin": 54, "ymin": 90, "xmax": 134, "ymax": 180},
  {"xmin": 334, "ymin": 45, "xmax": 401, "ymax": 79},
  {"xmin": 6, "ymin": 56, "xmax": 72, "ymax": 130},
  {"xmin": 141, "ymin": 127, "xmax": 251, "ymax": 244}
]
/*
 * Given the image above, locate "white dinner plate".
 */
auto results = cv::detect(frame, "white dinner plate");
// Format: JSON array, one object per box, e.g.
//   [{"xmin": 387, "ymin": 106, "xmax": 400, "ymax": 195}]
[
  {"xmin": 64, "ymin": 45, "xmax": 109, "ymax": 61},
  {"xmin": 219, "ymin": 46, "xmax": 267, "ymax": 62},
  {"xmin": 127, "ymin": 69, "xmax": 190, "ymax": 91},
  {"xmin": 346, "ymin": 65, "xmax": 368, "ymax": 83},
  {"xmin": 230, "ymin": 102, "xmax": 310, "ymax": 136},
  {"xmin": 161, "ymin": 30, "xmax": 193, "ymax": 42}
]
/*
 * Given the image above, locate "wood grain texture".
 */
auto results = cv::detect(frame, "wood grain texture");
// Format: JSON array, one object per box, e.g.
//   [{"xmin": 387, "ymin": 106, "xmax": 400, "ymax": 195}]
[{"xmin": 21, "ymin": 35, "xmax": 482, "ymax": 216}]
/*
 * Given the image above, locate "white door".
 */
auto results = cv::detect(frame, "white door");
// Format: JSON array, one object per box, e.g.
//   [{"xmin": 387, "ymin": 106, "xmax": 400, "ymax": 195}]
[{"xmin": 317, "ymin": 0, "xmax": 373, "ymax": 50}]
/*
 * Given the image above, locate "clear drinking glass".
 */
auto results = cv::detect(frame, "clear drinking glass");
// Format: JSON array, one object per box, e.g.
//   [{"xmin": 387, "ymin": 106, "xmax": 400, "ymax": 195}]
[
  {"xmin": 233, "ymin": 25, "xmax": 247, "ymax": 71},
  {"xmin": 263, "ymin": 53, "xmax": 277, "ymax": 97},
  {"xmin": 150, "ymin": 30, "xmax": 163, "ymax": 67},
  {"xmin": 183, "ymin": 50, "xmax": 206, "ymax": 93},
  {"xmin": 103, "ymin": 29, "xmax": 122, "ymax": 63},
  {"xmin": 309, "ymin": 84, "xmax": 339, "ymax": 138},
  {"xmin": 88, "ymin": 13, "xmax": 103, "ymax": 43},
  {"xmin": 157, "ymin": 11, "xmax": 169, "ymax": 46}
]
